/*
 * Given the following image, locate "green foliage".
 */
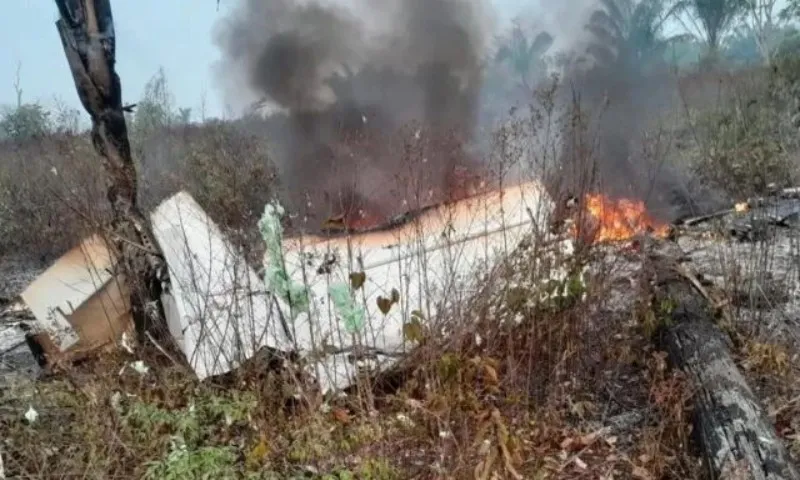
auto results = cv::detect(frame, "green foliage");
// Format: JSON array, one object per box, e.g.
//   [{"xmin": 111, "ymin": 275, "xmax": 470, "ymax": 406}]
[
  {"xmin": 328, "ymin": 282, "xmax": 365, "ymax": 334},
  {"xmin": 173, "ymin": 121, "xmax": 278, "ymax": 228},
  {"xmin": 586, "ymin": 0, "xmax": 688, "ymax": 74},
  {"xmin": 541, "ymin": 271, "xmax": 588, "ymax": 312},
  {"xmin": 320, "ymin": 459, "xmax": 399, "ymax": 480},
  {"xmin": 772, "ymin": 28, "xmax": 800, "ymax": 68},
  {"xmin": 0, "ymin": 103, "xmax": 51, "ymax": 140},
  {"xmin": 144, "ymin": 443, "xmax": 238, "ymax": 480},
  {"xmin": 779, "ymin": 0, "xmax": 800, "ymax": 20},
  {"xmin": 177, "ymin": 107, "xmax": 192, "ymax": 124},
  {"xmin": 259, "ymin": 201, "xmax": 310, "ymax": 315},
  {"xmin": 723, "ymin": 25, "xmax": 798, "ymax": 66},
  {"xmin": 666, "ymin": 35, "xmax": 705, "ymax": 68},
  {"xmin": 676, "ymin": 0, "xmax": 747, "ymax": 54},
  {"xmin": 402, "ymin": 310, "xmax": 427, "ymax": 344},
  {"xmin": 642, "ymin": 297, "xmax": 677, "ymax": 337},
  {"xmin": 687, "ymin": 72, "xmax": 797, "ymax": 196},
  {"xmin": 133, "ymin": 67, "xmax": 177, "ymax": 135},
  {"xmin": 125, "ymin": 392, "xmax": 257, "ymax": 479},
  {"xmin": 124, "ymin": 392, "xmax": 256, "ymax": 445},
  {"xmin": 724, "ymin": 25, "xmax": 765, "ymax": 64},
  {"xmin": 495, "ymin": 23, "xmax": 553, "ymax": 88}
]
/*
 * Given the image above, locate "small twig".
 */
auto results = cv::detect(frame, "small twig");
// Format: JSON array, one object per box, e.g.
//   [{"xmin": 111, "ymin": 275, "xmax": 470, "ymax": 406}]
[
  {"xmin": 556, "ymin": 427, "xmax": 610, "ymax": 473},
  {"xmin": 769, "ymin": 394, "xmax": 800, "ymax": 418},
  {"xmin": 679, "ymin": 208, "xmax": 735, "ymax": 227},
  {"xmin": 673, "ymin": 262, "xmax": 737, "ymax": 334},
  {"xmin": 107, "ymin": 232, "xmax": 162, "ymax": 258},
  {"xmin": 145, "ymin": 331, "xmax": 183, "ymax": 369},
  {"xmin": 674, "ymin": 264, "xmax": 712, "ymax": 302},
  {"xmin": 319, "ymin": 344, "xmax": 406, "ymax": 359}
]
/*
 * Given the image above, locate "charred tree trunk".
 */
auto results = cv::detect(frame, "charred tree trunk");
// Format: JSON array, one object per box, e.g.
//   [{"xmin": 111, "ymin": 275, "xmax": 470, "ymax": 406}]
[
  {"xmin": 53, "ymin": 0, "xmax": 168, "ymax": 337},
  {"xmin": 645, "ymin": 243, "xmax": 799, "ymax": 480}
]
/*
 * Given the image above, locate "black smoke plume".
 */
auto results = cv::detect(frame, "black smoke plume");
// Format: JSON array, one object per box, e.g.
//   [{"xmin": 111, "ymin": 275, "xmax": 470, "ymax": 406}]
[{"xmin": 214, "ymin": 0, "xmax": 493, "ymax": 229}]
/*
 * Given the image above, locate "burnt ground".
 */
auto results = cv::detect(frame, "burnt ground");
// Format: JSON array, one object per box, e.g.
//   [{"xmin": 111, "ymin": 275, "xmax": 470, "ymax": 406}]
[
  {"xmin": 0, "ymin": 254, "xmax": 44, "ymax": 385},
  {"xmin": 675, "ymin": 220, "xmax": 800, "ymax": 463}
]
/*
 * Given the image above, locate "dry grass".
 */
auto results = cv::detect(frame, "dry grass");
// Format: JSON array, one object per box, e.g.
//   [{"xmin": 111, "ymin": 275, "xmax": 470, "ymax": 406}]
[{"xmin": 0, "ymin": 237, "xmax": 703, "ymax": 478}]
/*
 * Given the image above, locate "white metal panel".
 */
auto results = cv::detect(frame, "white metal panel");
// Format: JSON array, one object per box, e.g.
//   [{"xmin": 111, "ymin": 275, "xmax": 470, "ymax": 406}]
[
  {"xmin": 153, "ymin": 181, "xmax": 552, "ymax": 390},
  {"xmin": 19, "ymin": 234, "xmax": 118, "ymax": 350},
  {"xmin": 151, "ymin": 192, "xmax": 293, "ymax": 380}
]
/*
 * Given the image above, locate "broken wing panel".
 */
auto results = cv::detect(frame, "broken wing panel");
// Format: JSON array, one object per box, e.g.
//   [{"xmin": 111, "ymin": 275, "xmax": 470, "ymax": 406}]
[
  {"xmin": 151, "ymin": 192, "xmax": 292, "ymax": 380},
  {"xmin": 20, "ymin": 234, "xmax": 125, "ymax": 353}
]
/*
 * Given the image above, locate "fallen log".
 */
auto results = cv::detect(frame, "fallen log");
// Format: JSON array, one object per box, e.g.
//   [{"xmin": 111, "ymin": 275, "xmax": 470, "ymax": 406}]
[
  {"xmin": 676, "ymin": 186, "xmax": 800, "ymax": 228},
  {"xmin": 645, "ymin": 241, "xmax": 799, "ymax": 480}
]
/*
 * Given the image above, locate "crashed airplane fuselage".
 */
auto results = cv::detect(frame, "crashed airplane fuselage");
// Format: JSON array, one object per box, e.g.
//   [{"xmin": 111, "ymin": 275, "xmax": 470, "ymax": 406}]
[{"xmin": 21, "ymin": 180, "xmax": 553, "ymax": 392}]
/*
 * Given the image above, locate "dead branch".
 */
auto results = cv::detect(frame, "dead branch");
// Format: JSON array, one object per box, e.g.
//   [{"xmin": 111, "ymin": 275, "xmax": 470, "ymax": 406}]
[
  {"xmin": 678, "ymin": 209, "xmax": 736, "ymax": 227},
  {"xmin": 52, "ymin": 1, "xmax": 170, "ymax": 338}
]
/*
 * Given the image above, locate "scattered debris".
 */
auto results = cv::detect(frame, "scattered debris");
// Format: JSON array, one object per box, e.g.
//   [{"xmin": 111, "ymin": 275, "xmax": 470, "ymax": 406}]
[
  {"xmin": 19, "ymin": 234, "xmax": 133, "ymax": 366},
  {"xmin": 24, "ymin": 405, "xmax": 38, "ymax": 424},
  {"xmin": 730, "ymin": 198, "xmax": 800, "ymax": 241},
  {"xmin": 678, "ymin": 187, "xmax": 800, "ymax": 239}
]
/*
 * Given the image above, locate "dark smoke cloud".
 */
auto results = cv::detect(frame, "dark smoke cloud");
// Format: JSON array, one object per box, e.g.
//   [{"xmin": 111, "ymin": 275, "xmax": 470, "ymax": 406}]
[
  {"xmin": 213, "ymin": 0, "xmax": 723, "ymax": 230},
  {"xmin": 213, "ymin": 0, "xmax": 493, "ymax": 228}
]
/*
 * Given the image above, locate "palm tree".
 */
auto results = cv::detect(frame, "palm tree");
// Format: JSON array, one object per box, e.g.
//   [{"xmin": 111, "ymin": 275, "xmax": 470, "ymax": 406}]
[
  {"xmin": 495, "ymin": 23, "xmax": 554, "ymax": 90},
  {"xmin": 585, "ymin": 0, "xmax": 686, "ymax": 74},
  {"xmin": 675, "ymin": 0, "xmax": 746, "ymax": 60},
  {"xmin": 781, "ymin": 0, "xmax": 800, "ymax": 20}
]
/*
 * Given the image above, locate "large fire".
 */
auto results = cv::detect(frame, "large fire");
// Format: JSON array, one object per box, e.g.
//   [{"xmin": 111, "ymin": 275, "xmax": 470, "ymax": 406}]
[
  {"xmin": 572, "ymin": 193, "xmax": 671, "ymax": 243},
  {"xmin": 320, "ymin": 180, "xmax": 670, "ymax": 244}
]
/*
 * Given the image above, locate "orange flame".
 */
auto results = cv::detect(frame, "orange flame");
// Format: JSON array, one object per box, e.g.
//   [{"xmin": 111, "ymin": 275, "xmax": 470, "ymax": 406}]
[{"xmin": 574, "ymin": 194, "xmax": 670, "ymax": 243}]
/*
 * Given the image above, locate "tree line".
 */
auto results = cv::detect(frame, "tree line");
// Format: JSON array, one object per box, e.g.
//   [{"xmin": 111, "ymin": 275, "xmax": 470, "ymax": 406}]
[{"xmin": 2, "ymin": 0, "xmax": 800, "ymax": 142}]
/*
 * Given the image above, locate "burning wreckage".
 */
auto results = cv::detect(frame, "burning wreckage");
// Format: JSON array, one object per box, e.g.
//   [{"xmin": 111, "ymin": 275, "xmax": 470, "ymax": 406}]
[
  {"xmin": 2, "ymin": 177, "xmax": 558, "ymax": 391},
  {"xmin": 3, "ymin": 174, "xmax": 800, "ymax": 477},
  {"xmin": 6, "ymin": 181, "xmax": 798, "ymax": 386},
  {"xmin": 3, "ymin": 2, "xmax": 798, "ymax": 476}
]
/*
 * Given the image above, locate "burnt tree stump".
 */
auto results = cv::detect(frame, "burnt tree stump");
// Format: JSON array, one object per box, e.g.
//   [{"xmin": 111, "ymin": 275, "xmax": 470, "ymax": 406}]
[
  {"xmin": 53, "ymin": 1, "xmax": 169, "ymax": 339},
  {"xmin": 645, "ymin": 242, "xmax": 799, "ymax": 480}
]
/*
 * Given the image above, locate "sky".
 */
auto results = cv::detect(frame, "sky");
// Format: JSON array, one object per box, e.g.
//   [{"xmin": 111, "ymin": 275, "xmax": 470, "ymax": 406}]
[
  {"xmin": 0, "ymin": 0, "xmax": 541, "ymax": 123},
  {"xmin": 1, "ymin": 0, "xmax": 789, "ymax": 123},
  {"xmin": 0, "ymin": 1, "xmax": 233, "ymax": 121}
]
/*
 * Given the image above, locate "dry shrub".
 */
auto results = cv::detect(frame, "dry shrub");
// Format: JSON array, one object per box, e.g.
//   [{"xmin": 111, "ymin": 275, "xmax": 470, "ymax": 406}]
[
  {"xmin": 0, "ymin": 120, "xmax": 279, "ymax": 264},
  {"xmin": 676, "ymin": 66, "xmax": 800, "ymax": 200},
  {"xmin": 0, "ymin": 133, "xmax": 107, "ymax": 261},
  {"xmin": 136, "ymin": 121, "xmax": 278, "ymax": 229}
]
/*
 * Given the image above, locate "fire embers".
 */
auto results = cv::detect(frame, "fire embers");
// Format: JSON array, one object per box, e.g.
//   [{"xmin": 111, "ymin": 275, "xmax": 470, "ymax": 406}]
[
  {"xmin": 318, "ymin": 162, "xmax": 490, "ymax": 235},
  {"xmin": 556, "ymin": 193, "xmax": 671, "ymax": 244}
]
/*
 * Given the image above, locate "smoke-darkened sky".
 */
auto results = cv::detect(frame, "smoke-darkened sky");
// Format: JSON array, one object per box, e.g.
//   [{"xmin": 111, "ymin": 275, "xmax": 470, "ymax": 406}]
[{"xmin": 0, "ymin": 0, "xmax": 549, "ymax": 122}]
